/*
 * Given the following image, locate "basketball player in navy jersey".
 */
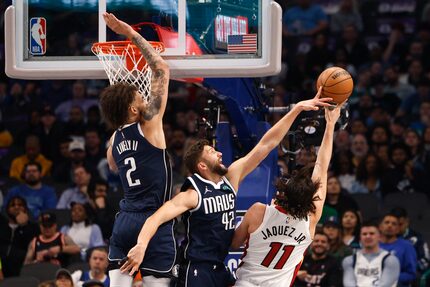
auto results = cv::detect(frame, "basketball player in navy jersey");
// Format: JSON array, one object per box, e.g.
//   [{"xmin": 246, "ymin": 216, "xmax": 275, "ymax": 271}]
[
  {"xmin": 230, "ymin": 104, "xmax": 342, "ymax": 287},
  {"xmin": 119, "ymin": 89, "xmax": 334, "ymax": 287},
  {"xmin": 99, "ymin": 13, "xmax": 175, "ymax": 287}
]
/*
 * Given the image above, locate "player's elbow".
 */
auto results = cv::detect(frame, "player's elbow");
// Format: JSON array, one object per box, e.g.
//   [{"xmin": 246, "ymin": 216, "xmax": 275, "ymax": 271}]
[{"xmin": 231, "ymin": 239, "xmax": 242, "ymax": 249}]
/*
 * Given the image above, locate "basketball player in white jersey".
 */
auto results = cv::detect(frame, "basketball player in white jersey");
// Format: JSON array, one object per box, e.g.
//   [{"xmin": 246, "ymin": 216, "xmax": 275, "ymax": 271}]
[
  {"xmin": 342, "ymin": 222, "xmax": 400, "ymax": 287},
  {"xmin": 231, "ymin": 103, "xmax": 342, "ymax": 287}
]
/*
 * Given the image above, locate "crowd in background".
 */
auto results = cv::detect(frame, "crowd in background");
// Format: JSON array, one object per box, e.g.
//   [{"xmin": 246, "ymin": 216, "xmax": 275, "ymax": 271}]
[{"xmin": 1, "ymin": 0, "xmax": 430, "ymax": 286}]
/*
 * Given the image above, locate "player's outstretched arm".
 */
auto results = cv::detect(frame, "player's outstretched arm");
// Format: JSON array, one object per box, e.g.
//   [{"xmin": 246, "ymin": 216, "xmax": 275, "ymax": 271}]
[
  {"xmin": 231, "ymin": 202, "xmax": 265, "ymax": 249},
  {"xmin": 226, "ymin": 88, "xmax": 333, "ymax": 190},
  {"xmin": 102, "ymin": 12, "xmax": 169, "ymax": 122},
  {"xmin": 310, "ymin": 104, "xmax": 342, "ymax": 226},
  {"xmin": 119, "ymin": 189, "xmax": 198, "ymax": 275}
]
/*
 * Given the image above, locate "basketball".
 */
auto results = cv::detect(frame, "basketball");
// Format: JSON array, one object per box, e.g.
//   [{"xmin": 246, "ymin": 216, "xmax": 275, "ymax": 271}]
[{"xmin": 316, "ymin": 67, "xmax": 353, "ymax": 104}]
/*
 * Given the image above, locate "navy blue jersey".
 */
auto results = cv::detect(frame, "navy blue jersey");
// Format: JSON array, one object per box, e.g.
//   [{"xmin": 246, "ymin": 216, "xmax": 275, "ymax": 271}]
[
  {"xmin": 111, "ymin": 123, "xmax": 172, "ymax": 212},
  {"xmin": 181, "ymin": 173, "xmax": 236, "ymax": 264}
]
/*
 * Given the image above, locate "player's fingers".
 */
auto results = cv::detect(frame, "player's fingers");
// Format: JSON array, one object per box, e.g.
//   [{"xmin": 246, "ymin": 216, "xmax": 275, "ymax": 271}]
[
  {"xmin": 316, "ymin": 101, "xmax": 334, "ymax": 107},
  {"xmin": 314, "ymin": 86, "xmax": 323, "ymax": 99},
  {"xmin": 318, "ymin": 97, "xmax": 333, "ymax": 102},
  {"xmin": 129, "ymin": 265, "xmax": 138, "ymax": 276}
]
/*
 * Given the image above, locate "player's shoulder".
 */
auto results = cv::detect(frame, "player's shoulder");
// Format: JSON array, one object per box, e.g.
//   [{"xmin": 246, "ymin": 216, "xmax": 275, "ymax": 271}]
[{"xmin": 247, "ymin": 202, "xmax": 267, "ymax": 218}]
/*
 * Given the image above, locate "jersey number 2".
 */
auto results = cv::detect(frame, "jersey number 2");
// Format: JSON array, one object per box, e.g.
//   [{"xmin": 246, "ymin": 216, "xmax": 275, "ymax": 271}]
[
  {"xmin": 261, "ymin": 242, "xmax": 295, "ymax": 269},
  {"xmin": 125, "ymin": 157, "xmax": 141, "ymax": 187}
]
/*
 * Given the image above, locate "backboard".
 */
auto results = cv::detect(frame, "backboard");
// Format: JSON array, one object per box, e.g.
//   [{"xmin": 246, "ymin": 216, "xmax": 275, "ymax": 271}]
[{"xmin": 5, "ymin": 0, "xmax": 282, "ymax": 80}]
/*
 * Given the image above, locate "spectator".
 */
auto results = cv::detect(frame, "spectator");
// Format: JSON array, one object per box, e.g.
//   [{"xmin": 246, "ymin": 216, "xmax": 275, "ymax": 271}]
[
  {"xmin": 306, "ymin": 33, "xmax": 333, "ymax": 77},
  {"xmin": 55, "ymin": 268, "xmax": 74, "ymax": 287},
  {"xmin": 0, "ymin": 122, "xmax": 13, "ymax": 148},
  {"xmin": 342, "ymin": 221, "xmax": 400, "ymax": 287},
  {"xmin": 169, "ymin": 128, "xmax": 187, "ymax": 174},
  {"xmin": 57, "ymin": 165, "xmax": 92, "ymax": 209},
  {"xmin": 64, "ymin": 106, "xmax": 86, "ymax": 138},
  {"xmin": 323, "ymin": 218, "xmax": 352, "ymax": 260},
  {"xmin": 332, "ymin": 151, "xmax": 356, "ymax": 191},
  {"xmin": 398, "ymin": 79, "xmax": 430, "ymax": 120},
  {"xmin": 333, "ymin": 129, "xmax": 351, "ymax": 153},
  {"xmin": 53, "ymin": 139, "xmax": 88, "ymax": 184},
  {"xmin": 55, "ymin": 81, "xmax": 98, "ymax": 122},
  {"xmin": 341, "ymin": 209, "xmax": 361, "ymax": 250},
  {"xmin": 282, "ymin": 0, "xmax": 328, "ymax": 37},
  {"xmin": 35, "ymin": 105, "xmax": 65, "ymax": 161},
  {"xmin": 324, "ymin": 175, "xmax": 359, "ymax": 216},
  {"xmin": 24, "ymin": 211, "xmax": 80, "ymax": 266},
  {"xmin": 336, "ymin": 24, "xmax": 369, "ymax": 69},
  {"xmin": 383, "ymin": 66, "xmax": 415, "ymax": 102},
  {"xmin": 330, "ymin": 0, "xmax": 363, "ymax": 34},
  {"xmin": 79, "ymin": 246, "xmax": 110, "ymax": 287},
  {"xmin": 82, "ymin": 280, "xmax": 104, "ymax": 287},
  {"xmin": 9, "ymin": 134, "xmax": 53, "ymax": 180},
  {"xmin": 87, "ymin": 179, "xmax": 115, "ymax": 241},
  {"xmin": 381, "ymin": 143, "xmax": 421, "ymax": 196},
  {"xmin": 84, "ymin": 128, "xmax": 105, "ymax": 173},
  {"xmin": 60, "ymin": 202, "xmax": 104, "ymax": 258},
  {"xmin": 0, "ymin": 196, "xmax": 39, "ymax": 277},
  {"xmin": 350, "ymin": 134, "xmax": 369, "ymax": 169},
  {"xmin": 391, "ymin": 207, "xmax": 430, "ymax": 273},
  {"xmin": 4, "ymin": 162, "xmax": 57, "ymax": 218},
  {"xmin": 296, "ymin": 231, "xmax": 342, "ymax": 287},
  {"xmin": 351, "ymin": 153, "xmax": 384, "ymax": 197},
  {"xmin": 379, "ymin": 213, "xmax": 417, "ymax": 287}
]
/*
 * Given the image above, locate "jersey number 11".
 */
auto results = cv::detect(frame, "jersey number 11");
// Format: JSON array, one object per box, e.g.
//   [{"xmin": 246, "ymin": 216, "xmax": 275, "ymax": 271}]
[{"xmin": 261, "ymin": 242, "xmax": 295, "ymax": 269}]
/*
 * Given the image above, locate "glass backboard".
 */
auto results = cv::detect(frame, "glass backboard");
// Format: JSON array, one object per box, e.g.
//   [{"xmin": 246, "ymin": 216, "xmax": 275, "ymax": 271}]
[{"xmin": 5, "ymin": 0, "xmax": 282, "ymax": 79}]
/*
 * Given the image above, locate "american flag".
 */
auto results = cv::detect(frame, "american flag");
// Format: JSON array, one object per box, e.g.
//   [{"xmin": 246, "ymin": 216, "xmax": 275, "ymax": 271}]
[{"xmin": 227, "ymin": 34, "xmax": 257, "ymax": 54}]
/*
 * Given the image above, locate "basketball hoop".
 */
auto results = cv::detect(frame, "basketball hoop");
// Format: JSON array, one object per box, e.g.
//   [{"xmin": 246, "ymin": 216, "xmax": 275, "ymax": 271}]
[{"xmin": 92, "ymin": 40, "xmax": 165, "ymax": 102}]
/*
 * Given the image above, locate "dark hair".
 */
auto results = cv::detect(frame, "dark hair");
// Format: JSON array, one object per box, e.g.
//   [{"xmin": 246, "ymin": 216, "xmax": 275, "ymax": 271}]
[
  {"xmin": 390, "ymin": 206, "xmax": 408, "ymax": 219},
  {"xmin": 70, "ymin": 202, "xmax": 94, "ymax": 226},
  {"xmin": 380, "ymin": 212, "xmax": 399, "ymax": 224},
  {"xmin": 99, "ymin": 82, "xmax": 138, "ymax": 129},
  {"xmin": 86, "ymin": 245, "xmax": 108, "ymax": 262},
  {"xmin": 275, "ymin": 166, "xmax": 321, "ymax": 220},
  {"xmin": 24, "ymin": 161, "xmax": 42, "ymax": 173},
  {"xmin": 6, "ymin": 196, "xmax": 30, "ymax": 221},
  {"xmin": 314, "ymin": 230, "xmax": 329, "ymax": 241},
  {"xmin": 184, "ymin": 139, "xmax": 210, "ymax": 174},
  {"xmin": 361, "ymin": 220, "xmax": 379, "ymax": 230},
  {"xmin": 341, "ymin": 208, "xmax": 362, "ymax": 239},
  {"xmin": 88, "ymin": 178, "xmax": 109, "ymax": 200},
  {"xmin": 355, "ymin": 153, "xmax": 384, "ymax": 182},
  {"xmin": 332, "ymin": 151, "xmax": 354, "ymax": 175}
]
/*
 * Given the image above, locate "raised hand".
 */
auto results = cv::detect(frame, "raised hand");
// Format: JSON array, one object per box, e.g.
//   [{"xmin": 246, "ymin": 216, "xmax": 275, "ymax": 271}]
[
  {"xmin": 119, "ymin": 243, "xmax": 147, "ymax": 276},
  {"xmin": 296, "ymin": 87, "xmax": 334, "ymax": 112},
  {"xmin": 325, "ymin": 100, "xmax": 345, "ymax": 124},
  {"xmin": 102, "ymin": 12, "xmax": 135, "ymax": 38}
]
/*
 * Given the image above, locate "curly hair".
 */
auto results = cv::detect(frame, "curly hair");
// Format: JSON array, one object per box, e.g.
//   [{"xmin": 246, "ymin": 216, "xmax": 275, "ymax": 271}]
[
  {"xmin": 99, "ymin": 83, "xmax": 137, "ymax": 129},
  {"xmin": 184, "ymin": 139, "xmax": 210, "ymax": 174},
  {"xmin": 275, "ymin": 166, "xmax": 321, "ymax": 220}
]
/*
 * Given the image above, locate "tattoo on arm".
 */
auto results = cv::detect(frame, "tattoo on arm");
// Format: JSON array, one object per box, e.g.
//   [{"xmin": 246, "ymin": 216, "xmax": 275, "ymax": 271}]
[{"xmin": 131, "ymin": 35, "xmax": 168, "ymax": 121}]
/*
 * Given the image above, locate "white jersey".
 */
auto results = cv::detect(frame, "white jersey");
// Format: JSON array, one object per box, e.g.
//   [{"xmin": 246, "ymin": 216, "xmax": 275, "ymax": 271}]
[
  {"xmin": 354, "ymin": 250, "xmax": 395, "ymax": 287},
  {"xmin": 235, "ymin": 205, "xmax": 312, "ymax": 287}
]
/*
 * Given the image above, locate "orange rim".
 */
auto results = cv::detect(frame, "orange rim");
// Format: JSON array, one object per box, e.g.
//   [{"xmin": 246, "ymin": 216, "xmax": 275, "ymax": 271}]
[{"xmin": 91, "ymin": 40, "xmax": 165, "ymax": 55}]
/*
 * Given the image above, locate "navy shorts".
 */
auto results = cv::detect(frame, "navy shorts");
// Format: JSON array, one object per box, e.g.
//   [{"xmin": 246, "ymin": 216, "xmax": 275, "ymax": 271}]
[
  {"xmin": 108, "ymin": 211, "xmax": 176, "ymax": 276},
  {"xmin": 176, "ymin": 261, "xmax": 234, "ymax": 287}
]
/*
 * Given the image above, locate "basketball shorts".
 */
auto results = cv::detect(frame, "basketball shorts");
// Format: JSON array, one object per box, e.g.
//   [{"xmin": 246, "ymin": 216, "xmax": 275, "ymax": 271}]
[
  {"xmin": 108, "ymin": 211, "xmax": 176, "ymax": 277},
  {"xmin": 176, "ymin": 261, "xmax": 235, "ymax": 287}
]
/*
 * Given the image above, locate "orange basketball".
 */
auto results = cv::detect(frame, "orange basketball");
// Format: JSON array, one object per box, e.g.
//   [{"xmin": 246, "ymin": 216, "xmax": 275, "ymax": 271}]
[{"xmin": 316, "ymin": 67, "xmax": 354, "ymax": 104}]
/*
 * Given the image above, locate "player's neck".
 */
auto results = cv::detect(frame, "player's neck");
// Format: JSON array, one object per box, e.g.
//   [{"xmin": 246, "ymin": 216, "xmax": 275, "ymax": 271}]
[{"xmin": 199, "ymin": 170, "xmax": 222, "ymax": 183}]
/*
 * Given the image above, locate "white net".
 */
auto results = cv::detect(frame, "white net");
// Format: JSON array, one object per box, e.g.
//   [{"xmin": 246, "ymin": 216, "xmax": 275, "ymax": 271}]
[{"xmin": 92, "ymin": 41, "xmax": 164, "ymax": 102}]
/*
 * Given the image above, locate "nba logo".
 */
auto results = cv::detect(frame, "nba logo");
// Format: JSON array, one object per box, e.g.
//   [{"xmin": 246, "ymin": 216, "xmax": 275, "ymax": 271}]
[{"xmin": 29, "ymin": 17, "xmax": 46, "ymax": 55}]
